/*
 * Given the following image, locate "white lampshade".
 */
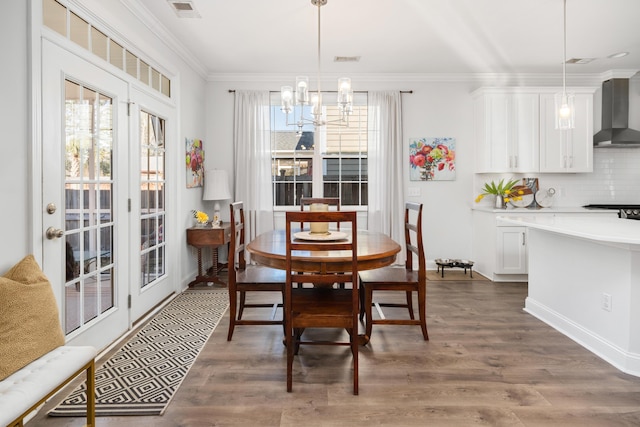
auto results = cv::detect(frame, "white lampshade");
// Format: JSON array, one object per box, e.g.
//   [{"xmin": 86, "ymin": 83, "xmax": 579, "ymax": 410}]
[
  {"xmin": 203, "ymin": 169, "xmax": 232, "ymax": 201},
  {"xmin": 203, "ymin": 169, "xmax": 231, "ymax": 225}
]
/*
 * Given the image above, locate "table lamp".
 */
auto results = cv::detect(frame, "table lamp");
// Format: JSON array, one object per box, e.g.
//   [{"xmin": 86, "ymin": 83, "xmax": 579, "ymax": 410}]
[{"xmin": 203, "ymin": 169, "xmax": 232, "ymax": 227}]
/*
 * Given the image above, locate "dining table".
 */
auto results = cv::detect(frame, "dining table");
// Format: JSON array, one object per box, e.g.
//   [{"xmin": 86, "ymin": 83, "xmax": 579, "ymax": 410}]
[
  {"xmin": 246, "ymin": 228, "xmax": 401, "ymax": 273},
  {"xmin": 246, "ymin": 228, "xmax": 401, "ymax": 345}
]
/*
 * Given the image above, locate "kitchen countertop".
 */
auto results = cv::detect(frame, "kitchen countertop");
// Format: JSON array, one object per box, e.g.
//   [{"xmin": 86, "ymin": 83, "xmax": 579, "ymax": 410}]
[
  {"xmin": 497, "ymin": 215, "xmax": 640, "ymax": 245},
  {"xmin": 472, "ymin": 206, "xmax": 615, "ymax": 214}
]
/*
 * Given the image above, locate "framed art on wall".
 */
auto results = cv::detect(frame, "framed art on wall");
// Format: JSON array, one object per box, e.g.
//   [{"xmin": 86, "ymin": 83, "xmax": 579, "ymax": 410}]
[
  {"xmin": 409, "ymin": 137, "xmax": 456, "ymax": 181},
  {"xmin": 186, "ymin": 138, "xmax": 204, "ymax": 188}
]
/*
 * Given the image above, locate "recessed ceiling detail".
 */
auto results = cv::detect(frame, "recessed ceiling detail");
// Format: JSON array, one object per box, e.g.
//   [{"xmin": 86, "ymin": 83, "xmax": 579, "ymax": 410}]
[{"xmin": 167, "ymin": 1, "xmax": 201, "ymax": 18}]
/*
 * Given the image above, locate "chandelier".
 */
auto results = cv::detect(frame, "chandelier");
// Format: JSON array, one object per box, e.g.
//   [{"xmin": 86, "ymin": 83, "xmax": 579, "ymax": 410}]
[
  {"xmin": 555, "ymin": 0, "xmax": 575, "ymax": 129},
  {"xmin": 280, "ymin": 0, "xmax": 353, "ymax": 134}
]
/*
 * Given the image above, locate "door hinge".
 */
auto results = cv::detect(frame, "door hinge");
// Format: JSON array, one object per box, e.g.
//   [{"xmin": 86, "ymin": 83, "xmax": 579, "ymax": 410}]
[
  {"xmin": 127, "ymin": 101, "xmax": 135, "ymax": 116},
  {"xmin": 128, "ymin": 294, "xmax": 132, "ymax": 308},
  {"xmin": 128, "ymin": 198, "xmax": 131, "ymax": 212}
]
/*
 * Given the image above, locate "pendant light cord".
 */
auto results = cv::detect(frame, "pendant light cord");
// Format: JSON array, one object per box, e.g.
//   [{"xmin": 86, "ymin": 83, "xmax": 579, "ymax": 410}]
[
  {"xmin": 316, "ymin": 1, "xmax": 322, "ymax": 101},
  {"xmin": 562, "ymin": 0, "xmax": 567, "ymax": 96}
]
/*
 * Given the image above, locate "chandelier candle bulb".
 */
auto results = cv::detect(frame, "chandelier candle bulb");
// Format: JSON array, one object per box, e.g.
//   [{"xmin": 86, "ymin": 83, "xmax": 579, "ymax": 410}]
[
  {"xmin": 309, "ymin": 203, "xmax": 330, "ymax": 235},
  {"xmin": 312, "ymin": 93, "xmax": 322, "ymax": 116},
  {"xmin": 296, "ymin": 77, "xmax": 309, "ymax": 104},
  {"xmin": 338, "ymin": 77, "xmax": 352, "ymax": 104},
  {"xmin": 281, "ymin": 86, "xmax": 293, "ymax": 113}
]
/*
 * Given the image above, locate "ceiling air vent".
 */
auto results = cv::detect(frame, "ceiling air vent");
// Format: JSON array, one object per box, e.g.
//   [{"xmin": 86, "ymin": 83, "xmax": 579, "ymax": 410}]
[
  {"xmin": 334, "ymin": 56, "xmax": 361, "ymax": 63},
  {"xmin": 167, "ymin": 1, "xmax": 201, "ymax": 18},
  {"xmin": 566, "ymin": 57, "xmax": 595, "ymax": 64}
]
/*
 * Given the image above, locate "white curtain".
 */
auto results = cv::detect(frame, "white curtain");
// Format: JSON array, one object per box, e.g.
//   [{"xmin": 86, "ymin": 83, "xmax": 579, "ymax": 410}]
[
  {"xmin": 233, "ymin": 90, "xmax": 273, "ymax": 240},
  {"xmin": 368, "ymin": 91, "xmax": 406, "ymax": 264}
]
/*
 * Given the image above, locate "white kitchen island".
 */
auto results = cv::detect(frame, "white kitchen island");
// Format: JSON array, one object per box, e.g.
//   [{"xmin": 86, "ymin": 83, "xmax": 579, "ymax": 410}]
[{"xmin": 499, "ymin": 215, "xmax": 640, "ymax": 377}]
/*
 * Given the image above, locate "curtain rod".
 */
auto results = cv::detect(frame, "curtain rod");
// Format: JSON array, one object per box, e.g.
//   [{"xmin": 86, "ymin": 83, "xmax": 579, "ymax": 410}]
[{"xmin": 228, "ymin": 89, "xmax": 413, "ymax": 94}]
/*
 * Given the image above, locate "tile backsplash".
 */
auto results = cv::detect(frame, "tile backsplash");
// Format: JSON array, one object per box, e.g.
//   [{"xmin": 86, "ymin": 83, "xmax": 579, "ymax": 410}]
[{"xmin": 540, "ymin": 148, "xmax": 640, "ymax": 206}]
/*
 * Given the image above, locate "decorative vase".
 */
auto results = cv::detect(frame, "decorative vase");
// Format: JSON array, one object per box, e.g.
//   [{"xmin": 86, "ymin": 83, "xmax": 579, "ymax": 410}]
[
  {"xmin": 495, "ymin": 195, "xmax": 506, "ymax": 209},
  {"xmin": 420, "ymin": 164, "xmax": 433, "ymax": 181}
]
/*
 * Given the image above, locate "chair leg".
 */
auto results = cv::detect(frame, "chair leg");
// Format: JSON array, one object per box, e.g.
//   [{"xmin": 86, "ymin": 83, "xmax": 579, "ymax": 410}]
[
  {"xmin": 238, "ymin": 291, "xmax": 246, "ymax": 320},
  {"xmin": 227, "ymin": 287, "xmax": 237, "ymax": 341},
  {"xmin": 286, "ymin": 327, "xmax": 294, "ymax": 392},
  {"xmin": 418, "ymin": 284, "xmax": 429, "ymax": 341},
  {"xmin": 358, "ymin": 284, "xmax": 366, "ymax": 321},
  {"xmin": 364, "ymin": 286, "xmax": 374, "ymax": 340},
  {"xmin": 352, "ymin": 325, "xmax": 359, "ymax": 395},
  {"xmin": 406, "ymin": 290, "xmax": 415, "ymax": 320}
]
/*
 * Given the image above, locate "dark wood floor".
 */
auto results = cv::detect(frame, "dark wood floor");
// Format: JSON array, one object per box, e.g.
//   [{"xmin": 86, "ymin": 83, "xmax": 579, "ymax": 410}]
[{"xmin": 29, "ymin": 278, "xmax": 640, "ymax": 426}]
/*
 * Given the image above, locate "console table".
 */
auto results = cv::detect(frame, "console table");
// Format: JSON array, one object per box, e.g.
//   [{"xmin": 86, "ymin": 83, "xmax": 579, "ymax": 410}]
[{"xmin": 186, "ymin": 224, "xmax": 231, "ymax": 287}]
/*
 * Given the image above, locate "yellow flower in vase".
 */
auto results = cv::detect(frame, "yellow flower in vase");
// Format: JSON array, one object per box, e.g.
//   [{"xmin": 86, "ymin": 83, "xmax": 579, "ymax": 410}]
[{"xmin": 192, "ymin": 210, "xmax": 209, "ymax": 226}]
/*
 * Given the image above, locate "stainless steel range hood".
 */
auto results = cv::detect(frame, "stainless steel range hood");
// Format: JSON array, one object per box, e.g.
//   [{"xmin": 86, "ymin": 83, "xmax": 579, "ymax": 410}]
[{"xmin": 593, "ymin": 78, "xmax": 640, "ymax": 148}]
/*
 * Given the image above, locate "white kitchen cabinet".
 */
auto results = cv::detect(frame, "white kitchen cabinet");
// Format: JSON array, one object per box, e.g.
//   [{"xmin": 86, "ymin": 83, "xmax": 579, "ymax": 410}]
[
  {"xmin": 539, "ymin": 92, "xmax": 594, "ymax": 172},
  {"xmin": 471, "ymin": 208, "xmax": 617, "ymax": 282},
  {"xmin": 473, "ymin": 87, "xmax": 595, "ymax": 174},
  {"xmin": 495, "ymin": 226, "xmax": 527, "ymax": 274},
  {"xmin": 473, "ymin": 91, "xmax": 539, "ymax": 173}
]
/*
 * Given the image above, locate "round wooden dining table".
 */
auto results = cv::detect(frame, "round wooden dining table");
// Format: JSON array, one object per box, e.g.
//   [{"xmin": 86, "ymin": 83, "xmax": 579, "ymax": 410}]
[
  {"xmin": 246, "ymin": 229, "xmax": 401, "ymax": 273},
  {"xmin": 247, "ymin": 228, "xmax": 400, "ymax": 346}
]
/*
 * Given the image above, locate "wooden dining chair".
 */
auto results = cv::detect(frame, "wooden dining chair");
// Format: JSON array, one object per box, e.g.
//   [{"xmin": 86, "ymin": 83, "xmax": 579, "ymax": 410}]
[
  {"xmin": 358, "ymin": 202, "xmax": 429, "ymax": 341},
  {"xmin": 227, "ymin": 201, "xmax": 285, "ymax": 341},
  {"xmin": 284, "ymin": 210, "xmax": 360, "ymax": 395},
  {"xmin": 299, "ymin": 197, "xmax": 341, "ymax": 230}
]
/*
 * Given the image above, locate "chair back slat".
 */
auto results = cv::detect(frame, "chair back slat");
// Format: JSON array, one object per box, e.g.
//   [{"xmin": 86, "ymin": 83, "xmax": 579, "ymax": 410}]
[
  {"xmin": 404, "ymin": 202, "xmax": 425, "ymax": 279},
  {"xmin": 229, "ymin": 202, "xmax": 247, "ymax": 276}
]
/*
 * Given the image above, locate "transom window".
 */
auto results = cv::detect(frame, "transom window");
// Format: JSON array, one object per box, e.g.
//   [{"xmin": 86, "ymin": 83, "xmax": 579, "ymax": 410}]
[{"xmin": 270, "ymin": 92, "xmax": 368, "ymax": 207}]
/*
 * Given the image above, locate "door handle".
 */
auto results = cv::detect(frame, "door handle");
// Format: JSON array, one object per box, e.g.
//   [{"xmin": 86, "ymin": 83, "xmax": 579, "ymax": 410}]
[{"xmin": 46, "ymin": 227, "xmax": 64, "ymax": 240}]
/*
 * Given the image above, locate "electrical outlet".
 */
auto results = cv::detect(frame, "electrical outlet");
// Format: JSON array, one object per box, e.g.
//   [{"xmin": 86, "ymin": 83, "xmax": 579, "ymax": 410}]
[{"xmin": 602, "ymin": 293, "xmax": 612, "ymax": 311}]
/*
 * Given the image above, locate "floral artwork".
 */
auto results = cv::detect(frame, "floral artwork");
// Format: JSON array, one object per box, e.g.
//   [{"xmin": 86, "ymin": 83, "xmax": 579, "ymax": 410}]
[
  {"xmin": 186, "ymin": 138, "xmax": 204, "ymax": 188},
  {"xmin": 409, "ymin": 137, "xmax": 456, "ymax": 181}
]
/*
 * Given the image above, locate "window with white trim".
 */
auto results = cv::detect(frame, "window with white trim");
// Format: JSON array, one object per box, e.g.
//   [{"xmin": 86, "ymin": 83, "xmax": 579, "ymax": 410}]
[{"xmin": 270, "ymin": 92, "xmax": 368, "ymax": 207}]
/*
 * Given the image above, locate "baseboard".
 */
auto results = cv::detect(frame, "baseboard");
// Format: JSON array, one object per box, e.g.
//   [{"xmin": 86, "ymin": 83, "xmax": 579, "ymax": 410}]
[{"xmin": 524, "ymin": 297, "xmax": 640, "ymax": 377}]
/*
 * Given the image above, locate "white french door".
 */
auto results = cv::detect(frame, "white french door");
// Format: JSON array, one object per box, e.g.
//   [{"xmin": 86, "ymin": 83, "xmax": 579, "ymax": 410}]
[
  {"xmin": 129, "ymin": 87, "xmax": 175, "ymax": 320},
  {"xmin": 42, "ymin": 40, "xmax": 129, "ymax": 349}
]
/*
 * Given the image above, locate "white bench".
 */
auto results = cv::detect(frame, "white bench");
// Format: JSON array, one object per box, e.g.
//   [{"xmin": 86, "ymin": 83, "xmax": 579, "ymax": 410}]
[{"xmin": 0, "ymin": 345, "xmax": 96, "ymax": 427}]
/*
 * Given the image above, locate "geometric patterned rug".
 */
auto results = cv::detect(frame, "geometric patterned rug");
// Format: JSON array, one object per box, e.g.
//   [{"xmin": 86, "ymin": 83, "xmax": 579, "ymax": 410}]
[{"xmin": 48, "ymin": 288, "xmax": 228, "ymax": 417}]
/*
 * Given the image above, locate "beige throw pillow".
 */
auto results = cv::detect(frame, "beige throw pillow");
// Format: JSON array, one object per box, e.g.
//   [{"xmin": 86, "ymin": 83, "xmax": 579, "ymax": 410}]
[{"xmin": 0, "ymin": 255, "xmax": 65, "ymax": 380}]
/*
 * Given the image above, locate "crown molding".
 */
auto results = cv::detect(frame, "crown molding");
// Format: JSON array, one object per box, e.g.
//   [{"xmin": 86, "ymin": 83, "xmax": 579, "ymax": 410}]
[
  {"xmin": 118, "ymin": 0, "xmax": 208, "ymax": 79},
  {"xmin": 207, "ymin": 72, "xmax": 634, "ymax": 87}
]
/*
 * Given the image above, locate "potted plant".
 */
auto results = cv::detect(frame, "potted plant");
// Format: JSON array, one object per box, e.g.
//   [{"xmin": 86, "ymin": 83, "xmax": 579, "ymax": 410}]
[{"xmin": 475, "ymin": 178, "xmax": 523, "ymax": 209}]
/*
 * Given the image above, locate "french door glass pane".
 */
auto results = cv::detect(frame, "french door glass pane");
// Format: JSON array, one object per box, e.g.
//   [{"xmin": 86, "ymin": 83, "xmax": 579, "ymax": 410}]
[
  {"xmin": 64, "ymin": 80, "xmax": 115, "ymax": 334},
  {"xmin": 140, "ymin": 110, "xmax": 166, "ymax": 288}
]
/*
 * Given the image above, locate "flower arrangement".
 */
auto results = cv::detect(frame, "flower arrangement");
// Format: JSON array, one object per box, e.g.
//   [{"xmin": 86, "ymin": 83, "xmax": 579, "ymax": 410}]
[
  {"xmin": 475, "ymin": 178, "xmax": 524, "ymax": 203},
  {"xmin": 192, "ymin": 210, "xmax": 209, "ymax": 225},
  {"xmin": 409, "ymin": 138, "xmax": 455, "ymax": 180}
]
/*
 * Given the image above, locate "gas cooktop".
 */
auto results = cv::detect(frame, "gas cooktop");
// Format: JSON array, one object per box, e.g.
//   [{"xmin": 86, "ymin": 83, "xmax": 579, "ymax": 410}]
[
  {"xmin": 583, "ymin": 204, "xmax": 640, "ymax": 209},
  {"xmin": 583, "ymin": 204, "xmax": 640, "ymax": 220}
]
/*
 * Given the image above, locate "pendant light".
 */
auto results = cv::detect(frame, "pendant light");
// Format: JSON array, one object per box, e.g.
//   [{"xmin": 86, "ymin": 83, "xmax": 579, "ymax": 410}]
[
  {"xmin": 555, "ymin": 0, "xmax": 575, "ymax": 129},
  {"xmin": 280, "ymin": 0, "xmax": 353, "ymax": 135}
]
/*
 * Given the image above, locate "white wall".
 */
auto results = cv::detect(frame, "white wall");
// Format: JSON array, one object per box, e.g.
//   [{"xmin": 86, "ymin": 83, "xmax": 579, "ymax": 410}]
[{"xmin": 0, "ymin": 1, "xmax": 30, "ymax": 272}]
